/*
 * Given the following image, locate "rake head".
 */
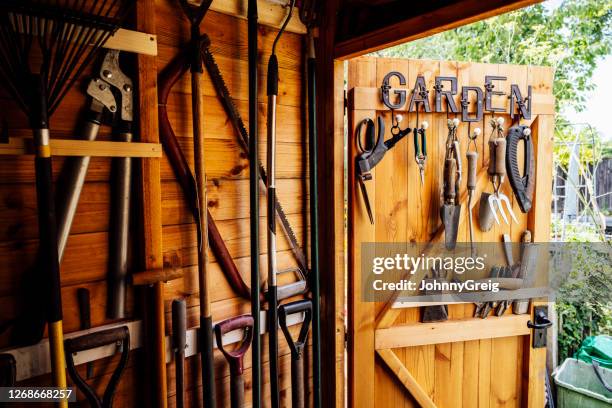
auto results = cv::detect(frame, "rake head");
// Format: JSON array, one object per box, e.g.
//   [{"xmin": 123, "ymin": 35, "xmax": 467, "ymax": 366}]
[{"xmin": 0, "ymin": 0, "xmax": 132, "ymax": 124}]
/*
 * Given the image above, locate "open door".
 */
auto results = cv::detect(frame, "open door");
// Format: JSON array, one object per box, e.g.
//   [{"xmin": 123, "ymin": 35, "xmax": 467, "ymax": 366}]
[{"xmin": 347, "ymin": 56, "xmax": 554, "ymax": 407}]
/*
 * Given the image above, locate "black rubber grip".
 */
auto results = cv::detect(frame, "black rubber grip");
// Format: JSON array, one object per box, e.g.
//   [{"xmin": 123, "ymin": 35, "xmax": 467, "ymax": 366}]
[
  {"xmin": 268, "ymin": 286, "xmax": 280, "ymax": 407},
  {"xmin": 291, "ymin": 353, "xmax": 305, "ymax": 408},
  {"xmin": 421, "ymin": 129, "xmax": 427, "ymax": 156},
  {"xmin": 172, "ymin": 299, "xmax": 186, "ymax": 351},
  {"xmin": 268, "ymin": 187, "xmax": 276, "ymax": 234},
  {"xmin": 77, "ymin": 288, "xmax": 91, "ymax": 331},
  {"xmin": 35, "ymin": 156, "xmax": 62, "ymax": 323},
  {"xmin": 200, "ymin": 315, "xmax": 216, "ymax": 408},
  {"xmin": 506, "ymin": 125, "xmax": 534, "ymax": 213},
  {"xmin": 267, "ymin": 54, "xmax": 279, "ymax": 96}
]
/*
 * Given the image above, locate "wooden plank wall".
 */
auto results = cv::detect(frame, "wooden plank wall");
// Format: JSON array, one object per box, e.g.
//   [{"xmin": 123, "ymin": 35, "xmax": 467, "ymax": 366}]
[
  {"xmin": 0, "ymin": 1, "xmax": 310, "ymax": 406},
  {"xmin": 348, "ymin": 56, "xmax": 554, "ymax": 407}
]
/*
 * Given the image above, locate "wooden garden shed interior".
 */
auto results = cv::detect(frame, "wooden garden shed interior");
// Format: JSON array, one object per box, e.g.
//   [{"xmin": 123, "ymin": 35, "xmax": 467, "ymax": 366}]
[{"xmin": 0, "ymin": 0, "xmax": 551, "ymax": 407}]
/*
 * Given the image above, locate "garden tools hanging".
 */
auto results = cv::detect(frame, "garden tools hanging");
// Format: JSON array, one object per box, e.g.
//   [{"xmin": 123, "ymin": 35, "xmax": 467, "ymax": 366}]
[
  {"xmin": 0, "ymin": 0, "xmax": 131, "ymax": 397},
  {"xmin": 507, "ymin": 124, "xmax": 535, "ymax": 213},
  {"xmin": 64, "ymin": 326, "xmax": 130, "ymax": 408},
  {"xmin": 466, "ymin": 126, "xmax": 482, "ymax": 255},
  {"xmin": 479, "ymin": 117, "xmax": 518, "ymax": 231},
  {"xmin": 266, "ymin": 2, "xmax": 297, "ymax": 406},
  {"xmin": 441, "ymin": 118, "xmax": 462, "ymax": 250},
  {"xmin": 215, "ymin": 315, "xmax": 254, "ymax": 408}
]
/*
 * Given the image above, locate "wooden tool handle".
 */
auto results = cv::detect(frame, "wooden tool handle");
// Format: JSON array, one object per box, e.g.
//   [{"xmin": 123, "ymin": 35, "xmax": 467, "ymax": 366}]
[
  {"xmin": 495, "ymin": 138, "xmax": 506, "ymax": 175},
  {"xmin": 444, "ymin": 158, "xmax": 457, "ymax": 201},
  {"xmin": 466, "ymin": 151, "xmax": 478, "ymax": 190},
  {"xmin": 488, "ymin": 139, "xmax": 497, "ymax": 176}
]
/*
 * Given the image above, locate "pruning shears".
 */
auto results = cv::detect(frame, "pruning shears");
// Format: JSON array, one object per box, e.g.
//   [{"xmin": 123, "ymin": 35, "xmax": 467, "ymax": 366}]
[{"xmin": 355, "ymin": 116, "xmax": 408, "ymax": 224}]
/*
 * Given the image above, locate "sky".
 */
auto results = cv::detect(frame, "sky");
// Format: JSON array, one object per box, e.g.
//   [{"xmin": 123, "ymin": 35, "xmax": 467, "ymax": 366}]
[
  {"xmin": 544, "ymin": 0, "xmax": 612, "ymax": 141},
  {"xmin": 563, "ymin": 56, "xmax": 612, "ymax": 141}
]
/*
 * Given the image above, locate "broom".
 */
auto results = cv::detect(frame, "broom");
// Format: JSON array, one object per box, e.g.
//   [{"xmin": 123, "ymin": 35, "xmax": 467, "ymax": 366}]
[{"xmin": 0, "ymin": 0, "xmax": 130, "ymax": 401}]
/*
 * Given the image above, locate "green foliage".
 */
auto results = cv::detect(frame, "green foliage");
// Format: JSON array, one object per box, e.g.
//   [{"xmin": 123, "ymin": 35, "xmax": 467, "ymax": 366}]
[
  {"xmin": 555, "ymin": 240, "xmax": 612, "ymax": 361},
  {"xmin": 374, "ymin": 0, "xmax": 612, "ymax": 114}
]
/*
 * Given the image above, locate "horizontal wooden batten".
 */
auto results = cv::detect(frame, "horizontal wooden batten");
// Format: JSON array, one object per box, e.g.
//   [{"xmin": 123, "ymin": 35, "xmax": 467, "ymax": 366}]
[
  {"xmin": 0, "ymin": 137, "xmax": 162, "ymax": 158},
  {"xmin": 189, "ymin": 0, "xmax": 306, "ymax": 34},
  {"xmin": 2, "ymin": 310, "xmax": 304, "ymax": 382},
  {"xmin": 105, "ymin": 28, "xmax": 158, "ymax": 56},
  {"xmin": 375, "ymin": 314, "xmax": 531, "ymax": 349}
]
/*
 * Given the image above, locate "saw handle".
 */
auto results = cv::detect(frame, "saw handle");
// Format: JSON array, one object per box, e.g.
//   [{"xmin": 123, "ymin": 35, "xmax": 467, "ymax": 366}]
[
  {"xmin": 444, "ymin": 158, "xmax": 457, "ymax": 202},
  {"xmin": 467, "ymin": 151, "xmax": 478, "ymax": 190}
]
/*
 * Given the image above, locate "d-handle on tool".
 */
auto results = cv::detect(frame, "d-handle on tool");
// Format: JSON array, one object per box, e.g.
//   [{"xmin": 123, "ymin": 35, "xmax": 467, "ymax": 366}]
[
  {"xmin": 279, "ymin": 300, "xmax": 313, "ymax": 408},
  {"xmin": 215, "ymin": 315, "xmax": 254, "ymax": 408},
  {"xmin": 64, "ymin": 326, "xmax": 130, "ymax": 408}
]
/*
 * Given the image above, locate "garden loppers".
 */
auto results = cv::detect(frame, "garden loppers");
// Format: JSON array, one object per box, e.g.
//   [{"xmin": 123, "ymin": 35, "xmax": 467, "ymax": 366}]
[
  {"xmin": 171, "ymin": 299, "xmax": 187, "ymax": 408},
  {"xmin": 299, "ymin": 1, "xmax": 322, "ymax": 403},
  {"xmin": 214, "ymin": 315, "xmax": 254, "ymax": 408},
  {"xmin": 440, "ymin": 118, "xmax": 462, "ymax": 249},
  {"xmin": 64, "ymin": 326, "xmax": 130, "ymax": 408},
  {"xmin": 247, "ymin": 0, "xmax": 262, "ymax": 406},
  {"xmin": 176, "ymin": 1, "xmax": 216, "ymax": 407},
  {"xmin": 0, "ymin": 1, "xmax": 131, "ymax": 400},
  {"xmin": 266, "ymin": 2, "xmax": 297, "ymax": 406},
  {"xmin": 279, "ymin": 300, "xmax": 313, "ymax": 408},
  {"xmin": 102, "ymin": 51, "xmax": 134, "ymax": 320}
]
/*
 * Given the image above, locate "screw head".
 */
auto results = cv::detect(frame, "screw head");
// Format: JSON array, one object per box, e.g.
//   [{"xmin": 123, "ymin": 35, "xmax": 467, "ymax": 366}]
[
  {"xmin": 99, "ymin": 84, "xmax": 107, "ymax": 91},
  {"xmin": 123, "ymin": 84, "xmax": 132, "ymax": 92},
  {"xmin": 103, "ymin": 70, "xmax": 112, "ymax": 79},
  {"xmin": 110, "ymin": 105, "xmax": 116, "ymax": 112}
]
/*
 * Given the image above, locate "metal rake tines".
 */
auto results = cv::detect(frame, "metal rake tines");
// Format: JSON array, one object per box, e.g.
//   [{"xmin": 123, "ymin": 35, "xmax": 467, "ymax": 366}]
[{"xmin": 0, "ymin": 0, "xmax": 132, "ymax": 118}]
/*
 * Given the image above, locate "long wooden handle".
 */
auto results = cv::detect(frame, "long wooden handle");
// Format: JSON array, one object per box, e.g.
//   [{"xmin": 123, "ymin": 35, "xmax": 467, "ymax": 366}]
[
  {"xmin": 467, "ymin": 151, "xmax": 478, "ymax": 191},
  {"xmin": 488, "ymin": 139, "xmax": 497, "ymax": 176}
]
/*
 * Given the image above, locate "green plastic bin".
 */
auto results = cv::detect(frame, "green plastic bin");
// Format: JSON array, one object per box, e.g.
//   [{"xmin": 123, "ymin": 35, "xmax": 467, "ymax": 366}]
[{"xmin": 554, "ymin": 358, "xmax": 612, "ymax": 407}]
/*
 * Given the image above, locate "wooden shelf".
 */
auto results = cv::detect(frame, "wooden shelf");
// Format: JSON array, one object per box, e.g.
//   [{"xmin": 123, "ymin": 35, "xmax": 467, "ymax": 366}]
[{"xmin": 0, "ymin": 137, "xmax": 162, "ymax": 158}]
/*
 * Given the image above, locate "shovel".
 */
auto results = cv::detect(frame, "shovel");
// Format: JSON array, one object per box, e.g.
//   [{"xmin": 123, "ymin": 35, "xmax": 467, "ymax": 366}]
[{"xmin": 441, "ymin": 157, "xmax": 461, "ymax": 249}]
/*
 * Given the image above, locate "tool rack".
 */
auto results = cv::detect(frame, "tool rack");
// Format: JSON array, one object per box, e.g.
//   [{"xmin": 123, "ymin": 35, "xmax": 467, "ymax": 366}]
[{"xmin": 0, "ymin": 1, "xmax": 312, "ymax": 406}]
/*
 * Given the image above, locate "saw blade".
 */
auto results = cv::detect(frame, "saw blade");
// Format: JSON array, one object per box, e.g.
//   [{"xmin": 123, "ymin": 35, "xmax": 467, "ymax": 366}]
[{"xmin": 201, "ymin": 39, "xmax": 308, "ymax": 277}]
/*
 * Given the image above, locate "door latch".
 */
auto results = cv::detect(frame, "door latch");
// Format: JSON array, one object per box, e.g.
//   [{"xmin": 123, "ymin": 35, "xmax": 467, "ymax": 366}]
[{"xmin": 527, "ymin": 305, "xmax": 552, "ymax": 348}]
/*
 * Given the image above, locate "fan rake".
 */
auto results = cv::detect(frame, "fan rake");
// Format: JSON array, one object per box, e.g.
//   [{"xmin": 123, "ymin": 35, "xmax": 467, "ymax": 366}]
[{"xmin": 0, "ymin": 0, "xmax": 130, "ymax": 402}]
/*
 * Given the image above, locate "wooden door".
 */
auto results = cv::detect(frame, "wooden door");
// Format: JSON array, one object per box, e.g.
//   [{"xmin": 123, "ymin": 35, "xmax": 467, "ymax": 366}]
[{"xmin": 347, "ymin": 57, "xmax": 554, "ymax": 407}]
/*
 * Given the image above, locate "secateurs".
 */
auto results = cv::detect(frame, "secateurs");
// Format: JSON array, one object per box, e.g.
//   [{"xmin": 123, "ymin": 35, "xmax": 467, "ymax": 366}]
[
  {"xmin": 355, "ymin": 115, "xmax": 409, "ymax": 224},
  {"xmin": 479, "ymin": 117, "xmax": 519, "ymax": 231},
  {"xmin": 441, "ymin": 118, "xmax": 462, "ymax": 249}
]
